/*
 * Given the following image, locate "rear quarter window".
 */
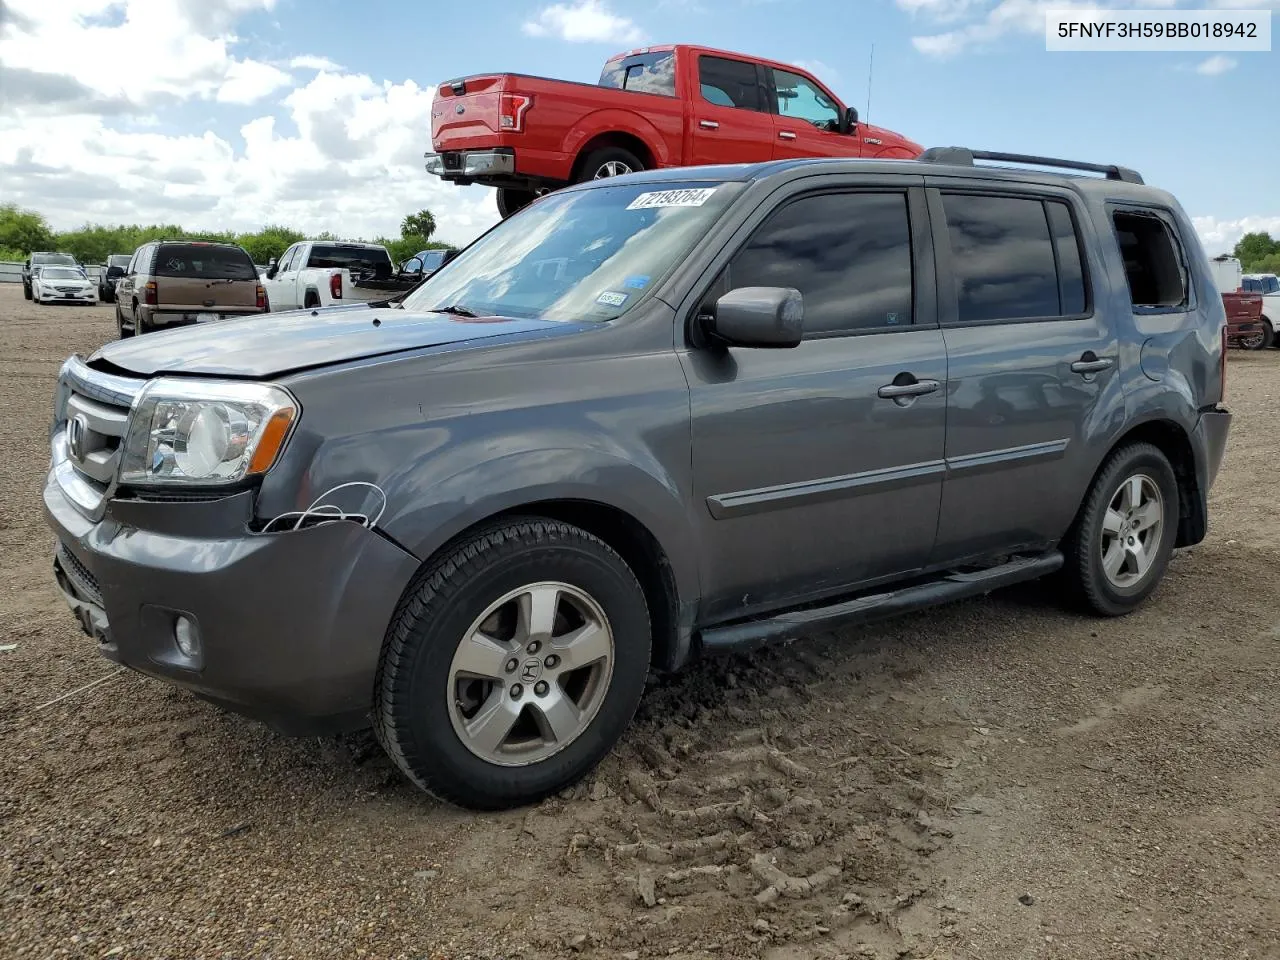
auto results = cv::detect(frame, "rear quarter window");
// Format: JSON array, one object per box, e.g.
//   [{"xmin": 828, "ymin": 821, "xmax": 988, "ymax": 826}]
[
  {"xmin": 598, "ymin": 52, "xmax": 676, "ymax": 96},
  {"xmin": 154, "ymin": 244, "xmax": 257, "ymax": 280}
]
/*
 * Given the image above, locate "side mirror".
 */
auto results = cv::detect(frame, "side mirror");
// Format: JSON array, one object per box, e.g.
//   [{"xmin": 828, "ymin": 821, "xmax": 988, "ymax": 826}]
[
  {"xmin": 265, "ymin": 258, "xmax": 278, "ymax": 278},
  {"xmin": 840, "ymin": 106, "xmax": 859, "ymax": 135},
  {"xmin": 404, "ymin": 256, "xmax": 424, "ymax": 274},
  {"xmin": 707, "ymin": 287, "xmax": 803, "ymax": 348}
]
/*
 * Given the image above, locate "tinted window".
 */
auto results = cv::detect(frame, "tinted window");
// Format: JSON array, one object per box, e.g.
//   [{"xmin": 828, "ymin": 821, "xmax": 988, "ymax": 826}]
[
  {"xmin": 726, "ymin": 192, "xmax": 914, "ymax": 336},
  {"xmin": 1046, "ymin": 201, "xmax": 1087, "ymax": 315},
  {"xmin": 409, "ymin": 249, "xmax": 447, "ymax": 271},
  {"xmin": 154, "ymin": 244, "xmax": 256, "ymax": 280},
  {"xmin": 772, "ymin": 69, "xmax": 840, "ymax": 129},
  {"xmin": 598, "ymin": 52, "xmax": 676, "ymax": 97},
  {"xmin": 1112, "ymin": 211, "xmax": 1187, "ymax": 309},
  {"xmin": 943, "ymin": 194, "xmax": 1060, "ymax": 322},
  {"xmin": 307, "ymin": 244, "xmax": 393, "ymax": 274},
  {"xmin": 698, "ymin": 56, "xmax": 764, "ymax": 112}
]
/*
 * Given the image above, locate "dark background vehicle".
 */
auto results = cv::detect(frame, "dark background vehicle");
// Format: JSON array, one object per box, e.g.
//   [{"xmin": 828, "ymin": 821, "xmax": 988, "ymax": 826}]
[
  {"xmin": 114, "ymin": 240, "xmax": 266, "ymax": 336},
  {"xmin": 45, "ymin": 150, "xmax": 1229, "ymax": 811},
  {"xmin": 22, "ymin": 252, "xmax": 80, "ymax": 300},
  {"xmin": 97, "ymin": 254, "xmax": 133, "ymax": 303},
  {"xmin": 426, "ymin": 43, "xmax": 922, "ymax": 217}
]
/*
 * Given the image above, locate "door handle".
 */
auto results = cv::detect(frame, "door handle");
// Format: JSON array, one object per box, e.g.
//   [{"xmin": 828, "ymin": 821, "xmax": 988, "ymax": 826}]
[
  {"xmin": 699, "ymin": 120, "xmax": 719, "ymax": 130},
  {"xmin": 1070, "ymin": 355, "xmax": 1114, "ymax": 375},
  {"xmin": 878, "ymin": 379, "xmax": 940, "ymax": 399},
  {"xmin": 778, "ymin": 131, "xmax": 797, "ymax": 141}
]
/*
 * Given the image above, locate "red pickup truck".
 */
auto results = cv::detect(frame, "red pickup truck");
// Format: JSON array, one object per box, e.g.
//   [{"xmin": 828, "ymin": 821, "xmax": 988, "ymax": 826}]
[{"xmin": 425, "ymin": 44, "xmax": 922, "ymax": 217}]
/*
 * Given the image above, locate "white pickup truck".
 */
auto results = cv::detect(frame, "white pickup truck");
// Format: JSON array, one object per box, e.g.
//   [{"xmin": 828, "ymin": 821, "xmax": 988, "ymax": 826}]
[
  {"xmin": 261, "ymin": 240, "xmax": 403, "ymax": 312},
  {"xmin": 1243, "ymin": 273, "xmax": 1280, "ymax": 348}
]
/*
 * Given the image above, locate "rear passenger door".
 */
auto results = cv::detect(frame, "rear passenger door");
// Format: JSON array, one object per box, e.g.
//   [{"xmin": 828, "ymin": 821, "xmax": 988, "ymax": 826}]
[
  {"xmin": 689, "ymin": 55, "xmax": 775, "ymax": 165},
  {"xmin": 679, "ymin": 180, "xmax": 948, "ymax": 622},
  {"xmin": 117, "ymin": 245, "xmax": 145, "ymax": 308},
  {"xmin": 927, "ymin": 185, "xmax": 1122, "ymax": 564}
]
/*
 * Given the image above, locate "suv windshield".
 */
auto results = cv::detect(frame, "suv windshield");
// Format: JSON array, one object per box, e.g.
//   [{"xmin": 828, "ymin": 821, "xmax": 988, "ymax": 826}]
[
  {"xmin": 40, "ymin": 268, "xmax": 83, "ymax": 280},
  {"xmin": 155, "ymin": 244, "xmax": 257, "ymax": 280},
  {"xmin": 400, "ymin": 180, "xmax": 741, "ymax": 322},
  {"xmin": 308, "ymin": 245, "xmax": 392, "ymax": 272}
]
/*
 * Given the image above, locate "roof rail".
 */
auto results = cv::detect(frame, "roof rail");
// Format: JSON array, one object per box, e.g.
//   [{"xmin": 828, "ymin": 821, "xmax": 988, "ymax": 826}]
[{"xmin": 917, "ymin": 147, "xmax": 1144, "ymax": 185}]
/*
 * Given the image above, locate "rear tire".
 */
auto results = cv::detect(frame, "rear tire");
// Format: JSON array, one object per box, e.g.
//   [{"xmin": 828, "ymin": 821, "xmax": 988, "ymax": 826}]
[
  {"xmin": 1240, "ymin": 319, "xmax": 1273, "ymax": 350},
  {"xmin": 115, "ymin": 303, "xmax": 132, "ymax": 338},
  {"xmin": 373, "ymin": 518, "xmax": 651, "ymax": 810},
  {"xmin": 1062, "ymin": 443, "xmax": 1179, "ymax": 617},
  {"xmin": 576, "ymin": 146, "xmax": 644, "ymax": 183},
  {"xmin": 496, "ymin": 188, "xmax": 537, "ymax": 219},
  {"xmin": 304, "ymin": 291, "xmax": 320, "ymax": 309}
]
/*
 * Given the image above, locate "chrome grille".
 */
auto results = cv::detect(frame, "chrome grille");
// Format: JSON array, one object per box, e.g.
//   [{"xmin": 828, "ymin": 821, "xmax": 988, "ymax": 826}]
[{"xmin": 52, "ymin": 356, "xmax": 144, "ymax": 517}]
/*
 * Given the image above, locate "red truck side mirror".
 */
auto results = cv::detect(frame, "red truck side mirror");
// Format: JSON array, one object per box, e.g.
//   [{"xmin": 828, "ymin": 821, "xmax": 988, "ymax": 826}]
[{"xmin": 840, "ymin": 107, "xmax": 859, "ymax": 135}]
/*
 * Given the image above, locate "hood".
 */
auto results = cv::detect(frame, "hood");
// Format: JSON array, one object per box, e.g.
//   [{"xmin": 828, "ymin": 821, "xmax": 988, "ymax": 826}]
[{"xmin": 92, "ymin": 305, "xmax": 590, "ymax": 378}]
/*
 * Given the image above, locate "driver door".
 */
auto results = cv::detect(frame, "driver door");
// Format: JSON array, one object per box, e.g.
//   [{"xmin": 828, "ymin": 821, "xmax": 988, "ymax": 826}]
[{"xmin": 769, "ymin": 68, "xmax": 859, "ymax": 161}]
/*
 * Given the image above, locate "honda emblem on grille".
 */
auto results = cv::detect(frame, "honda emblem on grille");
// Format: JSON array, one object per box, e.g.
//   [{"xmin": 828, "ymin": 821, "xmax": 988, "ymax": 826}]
[{"xmin": 66, "ymin": 414, "xmax": 89, "ymax": 462}]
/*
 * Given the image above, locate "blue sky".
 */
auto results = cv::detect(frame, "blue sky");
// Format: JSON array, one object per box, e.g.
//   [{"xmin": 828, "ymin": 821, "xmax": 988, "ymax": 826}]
[{"xmin": 1, "ymin": 0, "xmax": 1276, "ymax": 250}]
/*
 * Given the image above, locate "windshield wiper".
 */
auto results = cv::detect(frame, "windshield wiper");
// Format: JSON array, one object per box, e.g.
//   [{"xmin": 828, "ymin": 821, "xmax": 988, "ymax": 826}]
[{"xmin": 433, "ymin": 303, "xmax": 480, "ymax": 318}]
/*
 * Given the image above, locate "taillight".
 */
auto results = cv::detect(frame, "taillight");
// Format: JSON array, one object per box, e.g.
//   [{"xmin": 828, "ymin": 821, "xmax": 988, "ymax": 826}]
[
  {"xmin": 256, "ymin": 284, "xmax": 266, "ymax": 310},
  {"xmin": 499, "ymin": 93, "xmax": 533, "ymax": 132},
  {"xmin": 329, "ymin": 272, "xmax": 342, "ymax": 300},
  {"xmin": 144, "ymin": 281, "xmax": 157, "ymax": 306}
]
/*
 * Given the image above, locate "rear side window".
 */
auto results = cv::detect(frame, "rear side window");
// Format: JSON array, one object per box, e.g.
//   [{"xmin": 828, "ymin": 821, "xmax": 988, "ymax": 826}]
[
  {"xmin": 308, "ymin": 244, "xmax": 393, "ymax": 273},
  {"xmin": 941, "ymin": 193, "xmax": 1088, "ymax": 323},
  {"xmin": 1112, "ymin": 211, "xmax": 1187, "ymax": 309},
  {"xmin": 724, "ymin": 191, "xmax": 914, "ymax": 336},
  {"xmin": 154, "ymin": 244, "xmax": 256, "ymax": 280},
  {"xmin": 598, "ymin": 52, "xmax": 676, "ymax": 97},
  {"xmin": 699, "ymin": 56, "xmax": 765, "ymax": 112}
]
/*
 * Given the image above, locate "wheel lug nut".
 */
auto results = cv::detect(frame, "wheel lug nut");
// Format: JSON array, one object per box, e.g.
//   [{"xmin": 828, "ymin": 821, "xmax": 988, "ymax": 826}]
[
  {"xmin": 510, "ymin": 684, "xmax": 523, "ymax": 700},
  {"xmin": 505, "ymin": 658, "xmax": 519, "ymax": 673},
  {"xmin": 527, "ymin": 641, "xmax": 541, "ymax": 655},
  {"xmin": 534, "ymin": 681, "xmax": 549, "ymax": 696},
  {"xmin": 545, "ymin": 655, "xmax": 560, "ymax": 669}
]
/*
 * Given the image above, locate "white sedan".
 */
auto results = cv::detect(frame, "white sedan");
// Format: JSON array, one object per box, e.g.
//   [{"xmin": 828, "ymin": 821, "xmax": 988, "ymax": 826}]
[{"xmin": 32, "ymin": 266, "xmax": 98, "ymax": 305}]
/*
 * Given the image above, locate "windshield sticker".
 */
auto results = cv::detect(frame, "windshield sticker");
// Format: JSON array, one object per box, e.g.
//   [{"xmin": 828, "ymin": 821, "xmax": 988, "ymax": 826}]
[
  {"xmin": 596, "ymin": 291, "xmax": 629, "ymax": 308},
  {"xmin": 626, "ymin": 188, "xmax": 718, "ymax": 210},
  {"xmin": 624, "ymin": 275, "xmax": 650, "ymax": 289}
]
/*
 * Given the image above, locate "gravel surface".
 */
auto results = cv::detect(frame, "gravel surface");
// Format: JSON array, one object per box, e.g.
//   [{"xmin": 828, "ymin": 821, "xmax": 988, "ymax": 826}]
[{"xmin": 1, "ymin": 284, "xmax": 1277, "ymax": 959}]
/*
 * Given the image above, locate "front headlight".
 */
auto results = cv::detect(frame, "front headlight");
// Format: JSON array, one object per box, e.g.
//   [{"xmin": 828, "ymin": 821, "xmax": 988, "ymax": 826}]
[{"xmin": 120, "ymin": 378, "xmax": 298, "ymax": 485}]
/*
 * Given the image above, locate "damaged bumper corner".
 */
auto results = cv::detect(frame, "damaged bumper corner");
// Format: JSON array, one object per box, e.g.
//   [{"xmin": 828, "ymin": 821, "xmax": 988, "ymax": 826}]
[{"xmin": 43, "ymin": 475, "xmax": 422, "ymax": 735}]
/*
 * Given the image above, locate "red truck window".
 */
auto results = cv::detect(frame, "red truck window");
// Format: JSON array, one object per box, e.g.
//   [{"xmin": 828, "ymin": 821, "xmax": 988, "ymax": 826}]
[
  {"xmin": 598, "ymin": 52, "xmax": 676, "ymax": 97},
  {"xmin": 698, "ymin": 56, "xmax": 767, "ymax": 112},
  {"xmin": 772, "ymin": 69, "xmax": 841, "ymax": 131}
]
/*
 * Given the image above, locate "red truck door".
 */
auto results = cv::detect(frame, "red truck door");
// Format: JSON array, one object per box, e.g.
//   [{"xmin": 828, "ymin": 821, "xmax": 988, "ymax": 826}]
[
  {"xmin": 767, "ymin": 67, "xmax": 860, "ymax": 161},
  {"xmin": 688, "ymin": 53, "xmax": 775, "ymax": 165}
]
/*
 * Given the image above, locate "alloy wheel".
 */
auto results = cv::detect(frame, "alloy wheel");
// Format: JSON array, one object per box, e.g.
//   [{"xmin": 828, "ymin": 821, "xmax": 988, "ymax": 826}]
[{"xmin": 1100, "ymin": 474, "xmax": 1164, "ymax": 589}]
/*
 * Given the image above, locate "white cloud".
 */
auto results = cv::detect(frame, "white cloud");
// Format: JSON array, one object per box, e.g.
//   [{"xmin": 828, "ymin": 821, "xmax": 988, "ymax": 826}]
[
  {"xmin": 792, "ymin": 59, "xmax": 840, "ymax": 84},
  {"xmin": 1195, "ymin": 54, "xmax": 1238, "ymax": 75},
  {"xmin": 0, "ymin": 2, "xmax": 500, "ymax": 246},
  {"xmin": 290, "ymin": 54, "xmax": 343, "ymax": 72},
  {"xmin": 522, "ymin": 0, "xmax": 644, "ymax": 44},
  {"xmin": 1194, "ymin": 215, "xmax": 1280, "ymax": 256}
]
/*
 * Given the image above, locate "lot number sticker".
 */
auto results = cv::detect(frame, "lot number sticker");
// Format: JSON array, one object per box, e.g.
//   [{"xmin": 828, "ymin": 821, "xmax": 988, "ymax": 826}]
[
  {"xmin": 626, "ymin": 188, "xmax": 718, "ymax": 210},
  {"xmin": 596, "ymin": 291, "xmax": 629, "ymax": 307}
]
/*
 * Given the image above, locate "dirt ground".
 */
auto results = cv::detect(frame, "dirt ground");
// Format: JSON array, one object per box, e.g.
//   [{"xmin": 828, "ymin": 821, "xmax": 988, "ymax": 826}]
[{"xmin": 0, "ymin": 282, "xmax": 1277, "ymax": 960}]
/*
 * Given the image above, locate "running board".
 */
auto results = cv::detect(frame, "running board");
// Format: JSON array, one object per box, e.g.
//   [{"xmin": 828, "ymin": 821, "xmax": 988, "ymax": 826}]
[{"xmin": 698, "ymin": 550, "xmax": 1063, "ymax": 653}]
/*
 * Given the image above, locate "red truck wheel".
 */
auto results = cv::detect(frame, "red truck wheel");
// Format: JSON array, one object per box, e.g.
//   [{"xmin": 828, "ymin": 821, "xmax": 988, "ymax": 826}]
[
  {"xmin": 496, "ymin": 189, "xmax": 536, "ymax": 219},
  {"xmin": 1240, "ymin": 320, "xmax": 1273, "ymax": 350},
  {"xmin": 579, "ymin": 146, "xmax": 643, "ymax": 181}
]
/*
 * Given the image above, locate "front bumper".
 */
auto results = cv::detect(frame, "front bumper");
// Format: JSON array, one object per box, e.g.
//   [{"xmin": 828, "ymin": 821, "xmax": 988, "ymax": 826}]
[
  {"xmin": 38, "ymin": 289, "xmax": 96, "ymax": 302},
  {"xmin": 424, "ymin": 147, "xmax": 516, "ymax": 181},
  {"xmin": 43, "ymin": 475, "xmax": 421, "ymax": 735}
]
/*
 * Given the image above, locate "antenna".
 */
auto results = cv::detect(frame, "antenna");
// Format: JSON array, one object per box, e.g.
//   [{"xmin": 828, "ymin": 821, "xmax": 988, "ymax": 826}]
[{"xmin": 866, "ymin": 42, "xmax": 875, "ymax": 124}]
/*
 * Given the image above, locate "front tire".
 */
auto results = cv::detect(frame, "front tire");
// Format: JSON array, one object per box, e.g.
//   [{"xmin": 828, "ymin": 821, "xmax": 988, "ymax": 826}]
[
  {"xmin": 22, "ymin": 282, "xmax": 32, "ymax": 301},
  {"xmin": 373, "ymin": 518, "xmax": 651, "ymax": 810},
  {"xmin": 1063, "ymin": 443, "xmax": 1179, "ymax": 616},
  {"xmin": 576, "ymin": 146, "xmax": 644, "ymax": 183},
  {"xmin": 496, "ymin": 188, "xmax": 537, "ymax": 219}
]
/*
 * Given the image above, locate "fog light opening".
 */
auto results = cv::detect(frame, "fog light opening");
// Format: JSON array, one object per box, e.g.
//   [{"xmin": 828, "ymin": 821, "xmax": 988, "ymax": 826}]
[{"xmin": 174, "ymin": 615, "xmax": 201, "ymax": 660}]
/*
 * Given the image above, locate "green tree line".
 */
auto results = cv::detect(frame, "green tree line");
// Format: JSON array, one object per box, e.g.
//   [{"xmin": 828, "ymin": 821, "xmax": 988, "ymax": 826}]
[
  {"xmin": 0, "ymin": 204, "xmax": 454, "ymax": 267},
  {"xmin": 1232, "ymin": 232, "xmax": 1280, "ymax": 276}
]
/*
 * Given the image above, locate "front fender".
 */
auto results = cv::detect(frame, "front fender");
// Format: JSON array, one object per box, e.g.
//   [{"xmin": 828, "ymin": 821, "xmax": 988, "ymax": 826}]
[
  {"xmin": 562, "ymin": 109, "xmax": 671, "ymax": 167},
  {"xmin": 376, "ymin": 443, "xmax": 699, "ymax": 606}
]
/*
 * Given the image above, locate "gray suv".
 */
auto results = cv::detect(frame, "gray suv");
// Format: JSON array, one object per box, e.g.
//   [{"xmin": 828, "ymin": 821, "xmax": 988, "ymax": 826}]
[{"xmin": 43, "ymin": 149, "xmax": 1231, "ymax": 809}]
